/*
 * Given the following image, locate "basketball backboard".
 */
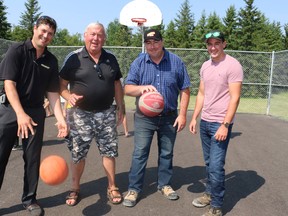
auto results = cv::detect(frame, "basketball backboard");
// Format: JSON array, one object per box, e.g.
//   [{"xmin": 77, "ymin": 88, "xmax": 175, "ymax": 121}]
[
  {"xmin": 119, "ymin": 0, "xmax": 162, "ymax": 52},
  {"xmin": 119, "ymin": 0, "xmax": 162, "ymax": 27}
]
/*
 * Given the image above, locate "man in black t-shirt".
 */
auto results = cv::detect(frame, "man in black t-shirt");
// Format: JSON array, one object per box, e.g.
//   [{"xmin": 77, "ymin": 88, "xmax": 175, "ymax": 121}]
[
  {"xmin": 59, "ymin": 22, "xmax": 124, "ymax": 206},
  {"xmin": 0, "ymin": 16, "xmax": 68, "ymax": 216}
]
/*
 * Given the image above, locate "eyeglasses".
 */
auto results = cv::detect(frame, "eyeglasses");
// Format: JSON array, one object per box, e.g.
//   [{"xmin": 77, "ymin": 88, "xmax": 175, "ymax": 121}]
[
  {"xmin": 94, "ymin": 64, "xmax": 103, "ymax": 79},
  {"xmin": 36, "ymin": 15, "xmax": 57, "ymax": 30},
  {"xmin": 205, "ymin": 31, "xmax": 221, "ymax": 39}
]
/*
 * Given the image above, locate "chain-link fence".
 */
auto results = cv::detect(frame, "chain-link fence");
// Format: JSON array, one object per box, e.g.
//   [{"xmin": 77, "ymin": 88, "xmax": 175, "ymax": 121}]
[{"xmin": 1, "ymin": 38, "xmax": 287, "ymax": 120}]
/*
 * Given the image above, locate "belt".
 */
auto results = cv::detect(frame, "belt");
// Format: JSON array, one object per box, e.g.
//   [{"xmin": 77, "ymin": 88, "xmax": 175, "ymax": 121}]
[
  {"xmin": 158, "ymin": 110, "xmax": 177, "ymax": 116},
  {"xmin": 136, "ymin": 110, "xmax": 177, "ymax": 117}
]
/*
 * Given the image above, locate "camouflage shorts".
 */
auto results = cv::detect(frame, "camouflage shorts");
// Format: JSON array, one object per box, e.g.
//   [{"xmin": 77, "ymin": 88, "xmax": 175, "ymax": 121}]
[{"xmin": 66, "ymin": 106, "xmax": 118, "ymax": 163}]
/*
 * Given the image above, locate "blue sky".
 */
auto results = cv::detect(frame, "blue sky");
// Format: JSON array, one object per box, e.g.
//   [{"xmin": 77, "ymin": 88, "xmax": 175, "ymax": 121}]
[{"xmin": 4, "ymin": 0, "xmax": 287, "ymax": 35}]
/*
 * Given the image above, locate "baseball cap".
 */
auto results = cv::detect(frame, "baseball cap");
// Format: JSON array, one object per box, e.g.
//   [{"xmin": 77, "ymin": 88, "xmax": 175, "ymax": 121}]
[
  {"xmin": 204, "ymin": 30, "xmax": 225, "ymax": 42},
  {"xmin": 144, "ymin": 29, "xmax": 162, "ymax": 42}
]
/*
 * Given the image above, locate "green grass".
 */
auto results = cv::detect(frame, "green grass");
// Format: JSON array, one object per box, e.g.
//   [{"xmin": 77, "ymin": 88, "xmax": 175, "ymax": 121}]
[
  {"xmin": 267, "ymin": 92, "xmax": 288, "ymax": 119},
  {"xmin": 124, "ymin": 92, "xmax": 288, "ymax": 120}
]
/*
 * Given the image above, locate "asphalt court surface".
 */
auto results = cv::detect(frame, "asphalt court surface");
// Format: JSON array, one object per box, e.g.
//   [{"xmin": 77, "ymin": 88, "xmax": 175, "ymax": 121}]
[{"xmin": 0, "ymin": 111, "xmax": 287, "ymax": 216}]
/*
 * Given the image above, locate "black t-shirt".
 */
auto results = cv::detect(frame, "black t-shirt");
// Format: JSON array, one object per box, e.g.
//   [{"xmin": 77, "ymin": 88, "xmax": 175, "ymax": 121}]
[
  {"xmin": 0, "ymin": 40, "xmax": 59, "ymax": 108},
  {"xmin": 59, "ymin": 47, "xmax": 122, "ymax": 111}
]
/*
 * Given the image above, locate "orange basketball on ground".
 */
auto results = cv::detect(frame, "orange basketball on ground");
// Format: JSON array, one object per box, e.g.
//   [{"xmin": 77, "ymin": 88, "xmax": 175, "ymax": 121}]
[
  {"xmin": 139, "ymin": 91, "xmax": 164, "ymax": 117},
  {"xmin": 39, "ymin": 155, "xmax": 69, "ymax": 186}
]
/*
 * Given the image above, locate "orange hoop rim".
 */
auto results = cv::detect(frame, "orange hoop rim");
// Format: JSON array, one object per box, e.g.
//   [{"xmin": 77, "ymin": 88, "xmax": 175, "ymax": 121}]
[{"xmin": 131, "ymin": 18, "xmax": 147, "ymax": 26}]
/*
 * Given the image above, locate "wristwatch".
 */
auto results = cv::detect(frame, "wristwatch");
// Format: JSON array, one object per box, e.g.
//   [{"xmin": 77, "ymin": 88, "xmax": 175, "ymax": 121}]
[{"xmin": 221, "ymin": 122, "xmax": 230, "ymax": 128}]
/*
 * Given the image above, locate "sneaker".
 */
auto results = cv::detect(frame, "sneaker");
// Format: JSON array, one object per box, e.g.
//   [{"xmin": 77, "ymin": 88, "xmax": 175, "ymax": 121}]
[
  {"xmin": 12, "ymin": 143, "xmax": 23, "ymax": 151},
  {"xmin": 159, "ymin": 185, "xmax": 179, "ymax": 200},
  {"xmin": 25, "ymin": 203, "xmax": 45, "ymax": 216},
  {"xmin": 123, "ymin": 190, "xmax": 138, "ymax": 207},
  {"xmin": 202, "ymin": 207, "xmax": 223, "ymax": 216},
  {"xmin": 192, "ymin": 193, "xmax": 211, "ymax": 208},
  {"xmin": 12, "ymin": 137, "xmax": 22, "ymax": 151}
]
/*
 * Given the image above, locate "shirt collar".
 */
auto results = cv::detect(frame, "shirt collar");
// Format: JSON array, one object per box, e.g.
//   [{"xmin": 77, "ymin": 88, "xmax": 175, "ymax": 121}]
[
  {"xmin": 82, "ymin": 47, "xmax": 108, "ymax": 62},
  {"xmin": 26, "ymin": 39, "xmax": 49, "ymax": 57},
  {"xmin": 145, "ymin": 48, "xmax": 168, "ymax": 64}
]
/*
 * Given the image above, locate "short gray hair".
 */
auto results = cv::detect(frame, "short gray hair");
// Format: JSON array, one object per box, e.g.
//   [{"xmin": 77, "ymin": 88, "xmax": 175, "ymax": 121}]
[{"xmin": 85, "ymin": 22, "xmax": 106, "ymax": 38}]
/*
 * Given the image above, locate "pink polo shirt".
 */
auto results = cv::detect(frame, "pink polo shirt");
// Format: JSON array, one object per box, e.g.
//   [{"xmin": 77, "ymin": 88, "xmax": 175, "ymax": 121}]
[{"xmin": 200, "ymin": 54, "xmax": 243, "ymax": 123}]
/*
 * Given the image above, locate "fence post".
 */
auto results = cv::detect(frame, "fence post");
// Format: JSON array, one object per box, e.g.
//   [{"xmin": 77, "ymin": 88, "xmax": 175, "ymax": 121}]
[{"xmin": 266, "ymin": 51, "xmax": 275, "ymax": 115}]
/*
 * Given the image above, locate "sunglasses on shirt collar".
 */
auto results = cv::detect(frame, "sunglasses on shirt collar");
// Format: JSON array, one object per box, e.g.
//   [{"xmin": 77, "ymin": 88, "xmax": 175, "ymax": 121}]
[{"xmin": 94, "ymin": 64, "xmax": 103, "ymax": 79}]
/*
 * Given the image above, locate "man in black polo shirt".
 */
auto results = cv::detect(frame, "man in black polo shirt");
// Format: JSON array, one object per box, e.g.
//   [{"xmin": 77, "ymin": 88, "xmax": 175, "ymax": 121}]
[
  {"xmin": 0, "ymin": 16, "xmax": 68, "ymax": 216},
  {"xmin": 59, "ymin": 22, "xmax": 124, "ymax": 206}
]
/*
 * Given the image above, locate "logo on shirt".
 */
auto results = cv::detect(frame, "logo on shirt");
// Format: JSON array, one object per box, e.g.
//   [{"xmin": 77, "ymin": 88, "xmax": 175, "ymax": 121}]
[{"xmin": 41, "ymin": 64, "xmax": 50, "ymax": 69}]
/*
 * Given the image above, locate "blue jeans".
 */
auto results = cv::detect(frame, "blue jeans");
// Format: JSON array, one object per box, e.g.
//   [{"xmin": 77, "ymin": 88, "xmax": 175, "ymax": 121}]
[
  {"xmin": 128, "ymin": 112, "xmax": 177, "ymax": 193},
  {"xmin": 200, "ymin": 120, "xmax": 233, "ymax": 208}
]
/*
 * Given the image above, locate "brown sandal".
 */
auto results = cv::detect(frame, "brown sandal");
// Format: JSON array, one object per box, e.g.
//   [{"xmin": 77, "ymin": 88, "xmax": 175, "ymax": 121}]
[
  {"xmin": 107, "ymin": 187, "xmax": 123, "ymax": 204},
  {"xmin": 66, "ymin": 189, "xmax": 80, "ymax": 206}
]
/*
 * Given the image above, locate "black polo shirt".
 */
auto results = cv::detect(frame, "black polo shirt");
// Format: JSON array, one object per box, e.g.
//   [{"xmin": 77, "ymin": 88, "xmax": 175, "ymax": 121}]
[
  {"xmin": 59, "ymin": 47, "xmax": 122, "ymax": 111},
  {"xmin": 0, "ymin": 40, "xmax": 59, "ymax": 108}
]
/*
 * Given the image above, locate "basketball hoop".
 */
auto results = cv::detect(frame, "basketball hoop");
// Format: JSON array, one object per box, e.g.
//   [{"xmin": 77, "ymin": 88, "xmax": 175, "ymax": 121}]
[
  {"xmin": 131, "ymin": 18, "xmax": 147, "ymax": 27},
  {"xmin": 120, "ymin": 0, "xmax": 162, "ymax": 53},
  {"xmin": 119, "ymin": 0, "xmax": 162, "ymax": 27}
]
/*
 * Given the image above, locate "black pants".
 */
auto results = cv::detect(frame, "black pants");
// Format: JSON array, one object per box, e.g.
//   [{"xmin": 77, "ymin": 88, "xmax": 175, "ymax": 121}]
[{"xmin": 0, "ymin": 104, "xmax": 45, "ymax": 207}]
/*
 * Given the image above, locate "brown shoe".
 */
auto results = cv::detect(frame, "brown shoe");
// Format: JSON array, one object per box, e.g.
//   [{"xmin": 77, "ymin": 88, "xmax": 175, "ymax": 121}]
[
  {"xmin": 202, "ymin": 207, "xmax": 223, "ymax": 216},
  {"xmin": 159, "ymin": 185, "xmax": 179, "ymax": 200},
  {"xmin": 123, "ymin": 190, "xmax": 139, "ymax": 207},
  {"xmin": 192, "ymin": 193, "xmax": 211, "ymax": 208}
]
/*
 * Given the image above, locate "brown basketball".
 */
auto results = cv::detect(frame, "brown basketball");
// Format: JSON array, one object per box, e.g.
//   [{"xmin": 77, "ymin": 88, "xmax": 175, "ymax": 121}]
[
  {"xmin": 139, "ymin": 91, "xmax": 164, "ymax": 117},
  {"xmin": 39, "ymin": 155, "xmax": 69, "ymax": 186}
]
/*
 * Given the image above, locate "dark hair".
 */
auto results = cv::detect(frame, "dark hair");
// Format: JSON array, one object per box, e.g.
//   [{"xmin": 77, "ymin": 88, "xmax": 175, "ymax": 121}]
[{"xmin": 36, "ymin": 16, "xmax": 57, "ymax": 33}]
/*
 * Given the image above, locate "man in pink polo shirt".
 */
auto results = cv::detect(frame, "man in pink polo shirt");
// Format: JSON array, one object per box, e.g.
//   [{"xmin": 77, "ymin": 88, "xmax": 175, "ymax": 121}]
[{"xmin": 189, "ymin": 30, "xmax": 243, "ymax": 216}]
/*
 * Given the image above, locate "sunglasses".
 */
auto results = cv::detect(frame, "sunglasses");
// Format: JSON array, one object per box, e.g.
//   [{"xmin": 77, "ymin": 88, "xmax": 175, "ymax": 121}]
[
  {"xmin": 94, "ymin": 64, "xmax": 103, "ymax": 79},
  {"xmin": 205, "ymin": 32, "xmax": 221, "ymax": 39}
]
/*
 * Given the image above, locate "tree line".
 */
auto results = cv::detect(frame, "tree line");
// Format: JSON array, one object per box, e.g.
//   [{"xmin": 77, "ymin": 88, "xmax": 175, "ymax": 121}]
[{"xmin": 0, "ymin": 0, "xmax": 288, "ymax": 51}]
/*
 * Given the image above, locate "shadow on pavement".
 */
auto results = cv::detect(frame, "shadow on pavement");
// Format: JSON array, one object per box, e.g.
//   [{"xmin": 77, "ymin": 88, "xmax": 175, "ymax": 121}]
[
  {"xmin": 224, "ymin": 170, "xmax": 265, "ymax": 214},
  {"xmin": 187, "ymin": 169, "xmax": 265, "ymax": 215}
]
